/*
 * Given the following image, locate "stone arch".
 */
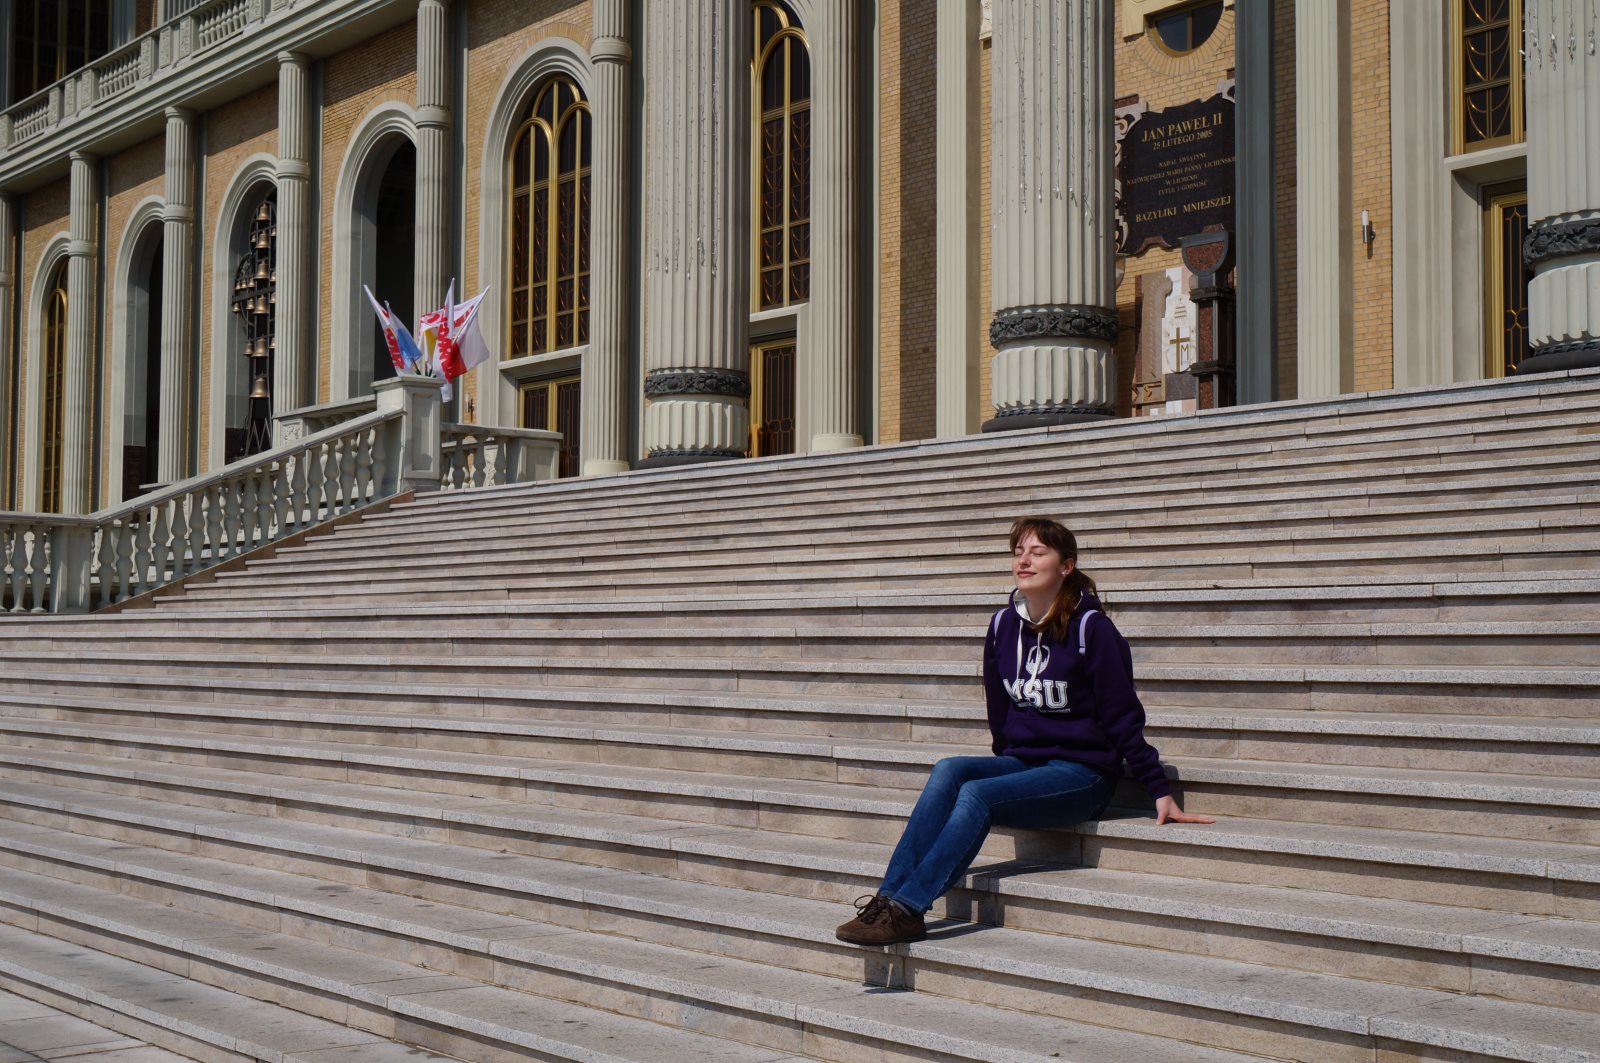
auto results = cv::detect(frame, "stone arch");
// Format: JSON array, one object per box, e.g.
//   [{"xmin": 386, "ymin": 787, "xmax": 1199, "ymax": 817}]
[
  {"xmin": 330, "ymin": 104, "xmax": 419, "ymax": 402},
  {"xmin": 477, "ymin": 37, "xmax": 595, "ymax": 425},
  {"xmin": 207, "ymin": 155, "xmax": 277, "ymax": 471},
  {"xmin": 107, "ymin": 197, "xmax": 166, "ymax": 502},
  {"xmin": 21, "ymin": 235, "xmax": 71, "ymax": 510}
]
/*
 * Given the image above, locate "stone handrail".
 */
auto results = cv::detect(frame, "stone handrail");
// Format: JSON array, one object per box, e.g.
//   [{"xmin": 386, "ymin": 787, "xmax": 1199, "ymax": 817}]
[
  {"xmin": 1, "ymin": 406, "xmax": 400, "ymax": 614},
  {"xmin": 441, "ymin": 423, "xmax": 563, "ymax": 491}
]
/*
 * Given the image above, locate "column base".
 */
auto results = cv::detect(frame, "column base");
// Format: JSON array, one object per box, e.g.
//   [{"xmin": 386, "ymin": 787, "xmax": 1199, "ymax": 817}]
[
  {"xmin": 582, "ymin": 459, "xmax": 632, "ymax": 477},
  {"xmin": 637, "ymin": 449, "xmax": 747, "ymax": 469},
  {"xmin": 809, "ymin": 433, "xmax": 863, "ymax": 453},
  {"xmin": 981, "ymin": 407, "xmax": 1115, "ymax": 433},
  {"xmin": 1516, "ymin": 339, "xmax": 1600, "ymax": 376}
]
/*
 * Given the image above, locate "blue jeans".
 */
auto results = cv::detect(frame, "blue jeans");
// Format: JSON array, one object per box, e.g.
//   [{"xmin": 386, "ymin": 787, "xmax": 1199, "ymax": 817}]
[{"xmin": 879, "ymin": 756, "xmax": 1114, "ymax": 915}]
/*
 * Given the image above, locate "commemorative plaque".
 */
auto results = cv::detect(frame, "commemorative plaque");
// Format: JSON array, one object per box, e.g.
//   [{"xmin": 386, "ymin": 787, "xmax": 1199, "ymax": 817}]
[{"xmin": 1115, "ymin": 83, "xmax": 1235, "ymax": 256}]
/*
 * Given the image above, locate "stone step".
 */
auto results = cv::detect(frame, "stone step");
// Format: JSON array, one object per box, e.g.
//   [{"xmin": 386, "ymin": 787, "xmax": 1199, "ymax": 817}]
[
  {"xmin": 270, "ymin": 453, "xmax": 1600, "ymax": 566},
  {"xmin": 0, "ymin": 845, "xmax": 1274, "ymax": 1063},
  {"xmin": 1, "ymin": 699, "xmax": 1597, "ymax": 858},
  {"xmin": 4, "ymin": 786, "xmax": 1596, "ymax": 1011},
  {"xmin": 203, "ymin": 508, "xmax": 1600, "ymax": 593},
  {"xmin": 0, "ymin": 985, "xmax": 198, "ymax": 1063},
  {"xmin": 10, "ymin": 617, "xmax": 1600, "ymax": 669},
  {"xmin": 0, "ymin": 923, "xmax": 468, "ymax": 1063},
  {"xmin": 6, "ymin": 686, "xmax": 1599, "ymax": 780},
  {"xmin": 1, "ymin": 782, "xmax": 1598, "ymax": 1062}
]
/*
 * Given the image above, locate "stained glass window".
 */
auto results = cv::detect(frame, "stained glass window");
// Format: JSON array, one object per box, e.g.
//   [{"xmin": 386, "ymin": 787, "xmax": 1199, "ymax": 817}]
[
  {"xmin": 40, "ymin": 262, "xmax": 68, "ymax": 513},
  {"xmin": 1485, "ymin": 186, "xmax": 1531, "ymax": 378},
  {"xmin": 754, "ymin": 1, "xmax": 811, "ymax": 311},
  {"xmin": 507, "ymin": 77, "xmax": 590, "ymax": 358},
  {"xmin": 1459, "ymin": 0, "xmax": 1524, "ymax": 150}
]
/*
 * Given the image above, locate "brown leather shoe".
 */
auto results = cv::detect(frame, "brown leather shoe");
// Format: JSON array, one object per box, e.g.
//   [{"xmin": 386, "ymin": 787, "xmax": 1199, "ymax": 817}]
[{"xmin": 835, "ymin": 894, "xmax": 926, "ymax": 946}]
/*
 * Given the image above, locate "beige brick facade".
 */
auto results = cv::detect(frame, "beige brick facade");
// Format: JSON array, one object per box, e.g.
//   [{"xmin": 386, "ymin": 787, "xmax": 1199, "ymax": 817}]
[
  {"xmin": 317, "ymin": 20, "xmax": 420, "ymax": 404},
  {"xmin": 17, "ymin": 180, "xmax": 71, "ymax": 507},
  {"xmin": 876, "ymin": 0, "xmax": 937, "ymax": 445},
  {"xmin": 199, "ymin": 85, "xmax": 280, "ymax": 472},
  {"xmin": 1350, "ymin": 0, "xmax": 1393, "ymax": 392}
]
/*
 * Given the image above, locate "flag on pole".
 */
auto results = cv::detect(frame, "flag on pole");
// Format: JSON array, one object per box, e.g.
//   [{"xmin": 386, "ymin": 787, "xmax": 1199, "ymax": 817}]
[
  {"xmin": 362, "ymin": 285, "xmax": 407, "ymax": 372},
  {"xmin": 389, "ymin": 304, "xmax": 424, "ymax": 373},
  {"xmin": 421, "ymin": 283, "xmax": 494, "ymax": 404}
]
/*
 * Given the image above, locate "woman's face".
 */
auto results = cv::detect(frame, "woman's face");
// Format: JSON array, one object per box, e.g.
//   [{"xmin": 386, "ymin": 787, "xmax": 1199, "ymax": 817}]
[{"xmin": 1012, "ymin": 531, "xmax": 1074, "ymax": 596}]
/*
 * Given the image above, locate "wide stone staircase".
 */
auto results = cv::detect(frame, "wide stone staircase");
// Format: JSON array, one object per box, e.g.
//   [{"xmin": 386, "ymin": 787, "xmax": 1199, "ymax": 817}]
[{"xmin": 0, "ymin": 371, "xmax": 1598, "ymax": 1062}]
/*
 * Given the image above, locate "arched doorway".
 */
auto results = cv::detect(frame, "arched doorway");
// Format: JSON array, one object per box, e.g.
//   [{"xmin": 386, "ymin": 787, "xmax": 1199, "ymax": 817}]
[
  {"xmin": 369, "ymin": 140, "xmax": 416, "ymax": 387},
  {"xmin": 225, "ymin": 188, "xmax": 277, "ymax": 463},
  {"xmin": 38, "ymin": 259, "xmax": 68, "ymax": 513},
  {"xmin": 121, "ymin": 225, "xmax": 163, "ymax": 498}
]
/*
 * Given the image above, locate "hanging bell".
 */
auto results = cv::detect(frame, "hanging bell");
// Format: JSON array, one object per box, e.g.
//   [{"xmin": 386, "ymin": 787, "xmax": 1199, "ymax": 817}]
[
  {"xmin": 249, "ymin": 373, "xmax": 270, "ymax": 399},
  {"xmin": 269, "ymin": 287, "xmax": 276, "ymax": 304},
  {"xmin": 231, "ymin": 300, "xmax": 242, "ymax": 315},
  {"xmin": 254, "ymin": 296, "xmax": 268, "ymax": 316},
  {"xmin": 255, "ymin": 201, "xmax": 271, "ymax": 223},
  {"xmin": 255, "ymin": 257, "xmax": 269, "ymax": 280}
]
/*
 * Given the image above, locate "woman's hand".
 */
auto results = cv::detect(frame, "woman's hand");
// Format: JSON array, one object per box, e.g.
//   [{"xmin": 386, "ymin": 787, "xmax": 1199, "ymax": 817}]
[{"xmin": 1155, "ymin": 795, "xmax": 1215, "ymax": 825}]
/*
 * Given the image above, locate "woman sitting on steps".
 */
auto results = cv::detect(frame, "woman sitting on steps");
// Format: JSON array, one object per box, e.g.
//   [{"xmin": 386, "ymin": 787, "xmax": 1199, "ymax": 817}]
[{"xmin": 836, "ymin": 516, "xmax": 1214, "ymax": 947}]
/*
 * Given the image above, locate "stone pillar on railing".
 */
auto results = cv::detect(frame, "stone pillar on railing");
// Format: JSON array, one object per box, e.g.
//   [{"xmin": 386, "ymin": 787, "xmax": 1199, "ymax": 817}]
[
  {"xmin": 415, "ymin": 0, "xmax": 452, "ymax": 341},
  {"xmin": 63, "ymin": 151, "xmax": 100, "ymax": 515},
  {"xmin": 641, "ymin": 0, "xmax": 753, "ymax": 466},
  {"xmin": 274, "ymin": 53, "xmax": 312, "ymax": 433},
  {"xmin": 49, "ymin": 524, "xmax": 93, "ymax": 613},
  {"xmin": 583, "ymin": 0, "xmax": 632, "ymax": 476},
  {"xmin": 373, "ymin": 376, "xmax": 444, "ymax": 493},
  {"xmin": 159, "ymin": 107, "xmax": 197, "ymax": 484}
]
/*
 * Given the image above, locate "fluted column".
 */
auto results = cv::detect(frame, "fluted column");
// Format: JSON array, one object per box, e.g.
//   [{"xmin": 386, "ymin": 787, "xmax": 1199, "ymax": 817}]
[
  {"xmin": 158, "ymin": 107, "xmax": 196, "ymax": 484},
  {"xmin": 640, "ymin": 0, "xmax": 752, "ymax": 465},
  {"xmin": 415, "ymin": 0, "xmax": 452, "ymax": 354},
  {"xmin": 1294, "ymin": 0, "xmax": 1352, "ymax": 398},
  {"xmin": 1518, "ymin": 0, "xmax": 1600, "ymax": 374},
  {"xmin": 62, "ymin": 152, "xmax": 98, "ymax": 514},
  {"xmin": 985, "ymin": 0, "xmax": 1116, "ymax": 432},
  {"xmin": 0, "ymin": 193, "xmax": 14, "ymax": 508},
  {"xmin": 275, "ymin": 53, "xmax": 312, "ymax": 427},
  {"xmin": 807, "ymin": 1, "xmax": 862, "ymax": 452},
  {"xmin": 581, "ymin": 0, "xmax": 632, "ymax": 475}
]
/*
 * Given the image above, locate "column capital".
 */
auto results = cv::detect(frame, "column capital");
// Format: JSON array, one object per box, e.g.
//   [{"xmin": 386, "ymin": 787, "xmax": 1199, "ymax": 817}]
[
  {"xmin": 163, "ymin": 204, "xmax": 195, "ymax": 223},
  {"xmin": 68, "ymin": 150, "xmax": 98, "ymax": 165},
  {"xmin": 276, "ymin": 50, "xmax": 310, "ymax": 67},
  {"xmin": 66, "ymin": 239, "xmax": 96, "ymax": 258},
  {"xmin": 163, "ymin": 105, "xmax": 196, "ymax": 122},
  {"xmin": 276, "ymin": 159, "xmax": 311, "ymax": 181}
]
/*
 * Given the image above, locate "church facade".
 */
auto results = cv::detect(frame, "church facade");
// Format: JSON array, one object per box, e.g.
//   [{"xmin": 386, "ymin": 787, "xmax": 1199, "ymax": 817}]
[{"xmin": 0, "ymin": 0, "xmax": 1592, "ymax": 513}]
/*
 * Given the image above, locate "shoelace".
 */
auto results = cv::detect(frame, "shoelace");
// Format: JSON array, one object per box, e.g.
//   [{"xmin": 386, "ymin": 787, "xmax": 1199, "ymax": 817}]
[{"xmin": 852, "ymin": 894, "xmax": 889, "ymax": 924}]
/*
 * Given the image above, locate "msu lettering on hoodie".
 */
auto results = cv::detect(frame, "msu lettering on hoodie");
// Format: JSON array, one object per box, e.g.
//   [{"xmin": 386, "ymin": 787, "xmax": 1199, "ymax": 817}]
[{"xmin": 982, "ymin": 591, "xmax": 1172, "ymax": 801}]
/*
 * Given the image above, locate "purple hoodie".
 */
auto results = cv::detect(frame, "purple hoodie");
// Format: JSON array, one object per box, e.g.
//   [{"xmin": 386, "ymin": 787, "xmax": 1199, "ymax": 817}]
[{"xmin": 982, "ymin": 591, "xmax": 1172, "ymax": 801}]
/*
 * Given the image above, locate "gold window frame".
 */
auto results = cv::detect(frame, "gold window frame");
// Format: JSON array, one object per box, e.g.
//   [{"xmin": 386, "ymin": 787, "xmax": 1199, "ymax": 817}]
[
  {"xmin": 1452, "ymin": 0, "xmax": 1525, "ymax": 154},
  {"xmin": 1483, "ymin": 182, "xmax": 1530, "ymax": 379},
  {"xmin": 748, "ymin": 337, "xmax": 797, "ymax": 458},
  {"xmin": 751, "ymin": 0, "xmax": 812, "ymax": 312},
  {"xmin": 519, "ymin": 374, "xmax": 581, "ymax": 478},
  {"xmin": 40, "ymin": 268, "xmax": 68, "ymax": 514},
  {"xmin": 505, "ymin": 78, "xmax": 592, "ymax": 360}
]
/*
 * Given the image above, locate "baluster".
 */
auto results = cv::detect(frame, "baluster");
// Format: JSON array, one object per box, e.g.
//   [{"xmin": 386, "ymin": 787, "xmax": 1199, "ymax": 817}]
[
  {"xmin": 155, "ymin": 500, "xmax": 175, "ymax": 585},
  {"xmin": 203, "ymin": 484, "xmax": 225, "ymax": 568},
  {"xmin": 28, "ymin": 526, "xmax": 48, "ymax": 613},
  {"xmin": 337, "ymin": 432, "xmax": 358, "ymax": 513},
  {"xmin": 172, "ymin": 494, "xmax": 194, "ymax": 576},
  {"xmin": 351, "ymin": 429, "xmax": 373, "ymax": 506},
  {"xmin": 132, "ymin": 513, "xmax": 154, "ymax": 599},
  {"xmin": 2, "ymin": 526, "xmax": 15, "ymax": 613},
  {"xmin": 6, "ymin": 526, "xmax": 25, "ymax": 613},
  {"xmin": 290, "ymin": 450, "xmax": 311, "ymax": 530},
  {"xmin": 324, "ymin": 435, "xmax": 344, "ymax": 515},
  {"xmin": 240, "ymin": 473, "xmax": 259, "ymax": 551},
  {"xmin": 110, "ymin": 517, "xmax": 133, "ymax": 602},
  {"xmin": 89, "ymin": 522, "xmax": 112, "ymax": 608},
  {"xmin": 303, "ymin": 443, "xmax": 325, "ymax": 524},
  {"xmin": 222, "ymin": 477, "xmax": 243, "ymax": 562},
  {"xmin": 370, "ymin": 426, "xmax": 391, "ymax": 499}
]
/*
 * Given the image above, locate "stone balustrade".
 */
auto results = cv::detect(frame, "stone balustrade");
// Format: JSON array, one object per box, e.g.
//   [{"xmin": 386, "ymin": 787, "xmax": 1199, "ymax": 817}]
[{"xmin": 441, "ymin": 423, "xmax": 563, "ymax": 491}]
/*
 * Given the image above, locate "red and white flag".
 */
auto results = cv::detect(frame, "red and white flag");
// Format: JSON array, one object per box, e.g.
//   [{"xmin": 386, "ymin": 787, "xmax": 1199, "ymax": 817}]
[
  {"xmin": 421, "ymin": 282, "xmax": 493, "ymax": 402},
  {"xmin": 363, "ymin": 284, "xmax": 408, "ymax": 372}
]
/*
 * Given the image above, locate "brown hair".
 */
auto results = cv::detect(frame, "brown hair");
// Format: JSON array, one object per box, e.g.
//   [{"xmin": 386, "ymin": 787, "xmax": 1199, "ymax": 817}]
[{"xmin": 1008, "ymin": 516, "xmax": 1099, "ymax": 644}]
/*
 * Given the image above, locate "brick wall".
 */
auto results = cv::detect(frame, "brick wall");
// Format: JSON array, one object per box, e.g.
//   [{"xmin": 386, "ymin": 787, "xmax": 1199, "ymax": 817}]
[
  {"xmin": 1349, "ymin": 0, "xmax": 1392, "ymax": 392},
  {"xmin": 462, "ymin": 1, "xmax": 593, "ymax": 420},
  {"xmin": 100, "ymin": 136, "xmax": 167, "ymax": 507},
  {"xmin": 317, "ymin": 21, "xmax": 419, "ymax": 404},
  {"xmin": 16, "ymin": 181, "xmax": 71, "ymax": 507},
  {"xmin": 877, "ymin": 0, "xmax": 937, "ymax": 444},
  {"xmin": 199, "ymin": 84, "xmax": 279, "ymax": 472}
]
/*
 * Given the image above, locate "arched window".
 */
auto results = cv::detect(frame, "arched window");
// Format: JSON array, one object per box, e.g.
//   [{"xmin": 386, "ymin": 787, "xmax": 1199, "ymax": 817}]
[
  {"xmin": 506, "ymin": 77, "xmax": 591, "ymax": 358},
  {"xmin": 753, "ymin": 0, "xmax": 811, "ymax": 311},
  {"xmin": 39, "ymin": 260, "xmax": 68, "ymax": 513},
  {"xmin": 228, "ymin": 191, "xmax": 276, "ymax": 461},
  {"xmin": 10, "ymin": 0, "xmax": 113, "ymax": 102}
]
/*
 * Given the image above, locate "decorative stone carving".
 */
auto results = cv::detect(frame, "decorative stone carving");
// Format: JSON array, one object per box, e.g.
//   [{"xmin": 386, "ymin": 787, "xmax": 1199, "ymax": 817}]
[
  {"xmin": 1522, "ymin": 216, "xmax": 1600, "ymax": 268},
  {"xmin": 643, "ymin": 369, "xmax": 751, "ymax": 398},
  {"xmin": 989, "ymin": 305, "xmax": 1119, "ymax": 347}
]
